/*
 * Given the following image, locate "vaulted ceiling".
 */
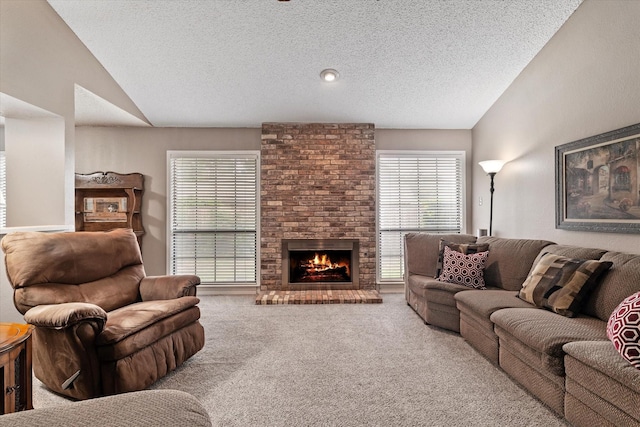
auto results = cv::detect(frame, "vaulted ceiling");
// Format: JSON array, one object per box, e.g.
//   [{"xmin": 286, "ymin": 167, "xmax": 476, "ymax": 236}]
[{"xmin": 48, "ymin": 0, "xmax": 582, "ymax": 128}]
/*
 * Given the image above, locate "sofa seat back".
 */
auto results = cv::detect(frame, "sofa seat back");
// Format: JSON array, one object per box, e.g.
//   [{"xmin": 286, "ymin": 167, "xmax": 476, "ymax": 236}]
[
  {"xmin": 404, "ymin": 233, "xmax": 477, "ymax": 278},
  {"xmin": 476, "ymin": 237, "xmax": 554, "ymax": 291},
  {"xmin": 528, "ymin": 244, "xmax": 607, "ymax": 268},
  {"xmin": 2, "ymin": 229, "xmax": 145, "ymax": 313},
  {"xmin": 583, "ymin": 251, "xmax": 640, "ymax": 322}
]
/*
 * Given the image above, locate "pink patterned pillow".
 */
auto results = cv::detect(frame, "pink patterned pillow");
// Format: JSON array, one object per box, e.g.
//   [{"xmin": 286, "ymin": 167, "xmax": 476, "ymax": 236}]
[
  {"xmin": 437, "ymin": 245, "xmax": 489, "ymax": 289},
  {"xmin": 607, "ymin": 291, "xmax": 640, "ymax": 369}
]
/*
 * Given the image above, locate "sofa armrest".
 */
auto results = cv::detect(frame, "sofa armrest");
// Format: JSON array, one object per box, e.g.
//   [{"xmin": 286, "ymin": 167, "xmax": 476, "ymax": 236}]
[
  {"xmin": 24, "ymin": 302, "xmax": 107, "ymax": 330},
  {"xmin": 139, "ymin": 275, "xmax": 200, "ymax": 301},
  {"xmin": 23, "ymin": 303, "xmax": 107, "ymax": 399}
]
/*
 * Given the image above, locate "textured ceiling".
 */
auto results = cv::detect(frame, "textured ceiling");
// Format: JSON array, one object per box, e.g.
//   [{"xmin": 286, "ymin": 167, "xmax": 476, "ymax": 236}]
[{"xmin": 48, "ymin": 0, "xmax": 582, "ymax": 129}]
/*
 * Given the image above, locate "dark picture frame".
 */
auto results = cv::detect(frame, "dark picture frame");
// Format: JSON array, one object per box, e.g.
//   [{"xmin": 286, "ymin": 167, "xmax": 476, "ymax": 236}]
[{"xmin": 555, "ymin": 122, "xmax": 640, "ymax": 233}]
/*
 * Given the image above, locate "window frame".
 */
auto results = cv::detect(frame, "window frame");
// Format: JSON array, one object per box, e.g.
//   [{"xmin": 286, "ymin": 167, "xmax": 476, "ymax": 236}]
[
  {"xmin": 376, "ymin": 150, "xmax": 467, "ymax": 283},
  {"xmin": 166, "ymin": 150, "xmax": 260, "ymax": 286}
]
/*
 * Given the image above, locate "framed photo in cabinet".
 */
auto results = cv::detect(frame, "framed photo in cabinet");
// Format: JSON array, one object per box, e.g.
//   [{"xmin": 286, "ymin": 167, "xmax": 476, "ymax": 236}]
[{"xmin": 75, "ymin": 172, "xmax": 145, "ymax": 246}]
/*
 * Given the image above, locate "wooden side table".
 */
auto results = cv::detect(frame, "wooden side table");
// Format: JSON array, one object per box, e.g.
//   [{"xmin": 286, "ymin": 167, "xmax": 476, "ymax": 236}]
[{"xmin": 0, "ymin": 323, "xmax": 34, "ymax": 414}]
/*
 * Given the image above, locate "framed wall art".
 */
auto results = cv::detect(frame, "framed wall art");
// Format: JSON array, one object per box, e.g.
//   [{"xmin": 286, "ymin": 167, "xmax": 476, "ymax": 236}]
[{"xmin": 555, "ymin": 122, "xmax": 640, "ymax": 233}]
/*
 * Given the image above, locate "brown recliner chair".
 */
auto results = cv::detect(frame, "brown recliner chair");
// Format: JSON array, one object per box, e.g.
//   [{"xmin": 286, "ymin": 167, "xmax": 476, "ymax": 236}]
[{"xmin": 1, "ymin": 228, "xmax": 205, "ymax": 400}]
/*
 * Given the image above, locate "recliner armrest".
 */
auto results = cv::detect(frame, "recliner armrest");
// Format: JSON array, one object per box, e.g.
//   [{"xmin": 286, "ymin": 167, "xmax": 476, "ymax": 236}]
[
  {"xmin": 24, "ymin": 302, "xmax": 107, "ymax": 330},
  {"xmin": 139, "ymin": 275, "xmax": 200, "ymax": 301}
]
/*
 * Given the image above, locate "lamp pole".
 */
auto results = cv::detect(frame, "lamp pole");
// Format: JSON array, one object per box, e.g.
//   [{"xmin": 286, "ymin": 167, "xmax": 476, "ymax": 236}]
[
  {"xmin": 479, "ymin": 160, "xmax": 505, "ymax": 238},
  {"xmin": 488, "ymin": 172, "xmax": 496, "ymax": 236}
]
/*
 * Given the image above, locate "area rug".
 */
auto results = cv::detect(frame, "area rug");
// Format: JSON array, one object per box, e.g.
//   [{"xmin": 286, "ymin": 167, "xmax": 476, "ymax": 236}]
[{"xmin": 32, "ymin": 294, "xmax": 567, "ymax": 426}]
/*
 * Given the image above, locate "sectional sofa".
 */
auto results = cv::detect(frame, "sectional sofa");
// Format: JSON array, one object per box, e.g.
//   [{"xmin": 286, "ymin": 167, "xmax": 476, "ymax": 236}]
[
  {"xmin": 404, "ymin": 233, "xmax": 640, "ymax": 427},
  {"xmin": 0, "ymin": 389, "xmax": 212, "ymax": 426}
]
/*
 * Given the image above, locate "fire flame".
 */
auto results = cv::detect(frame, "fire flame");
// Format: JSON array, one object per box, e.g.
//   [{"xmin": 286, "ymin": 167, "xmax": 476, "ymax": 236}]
[{"xmin": 303, "ymin": 252, "xmax": 349, "ymax": 275}]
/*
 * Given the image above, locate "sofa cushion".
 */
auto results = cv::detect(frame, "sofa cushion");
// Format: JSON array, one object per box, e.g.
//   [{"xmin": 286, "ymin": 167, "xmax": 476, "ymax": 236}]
[
  {"xmin": 490, "ymin": 307, "xmax": 607, "ymax": 375},
  {"xmin": 564, "ymin": 341, "xmax": 640, "ymax": 423},
  {"xmin": 456, "ymin": 290, "xmax": 536, "ymax": 364},
  {"xmin": 437, "ymin": 246, "xmax": 489, "ymax": 289},
  {"xmin": 607, "ymin": 291, "xmax": 640, "ymax": 369},
  {"xmin": 407, "ymin": 274, "xmax": 468, "ymax": 301},
  {"xmin": 98, "ymin": 296, "xmax": 200, "ymax": 345},
  {"xmin": 404, "ymin": 233, "xmax": 476, "ymax": 278},
  {"xmin": 584, "ymin": 251, "xmax": 640, "ymax": 321},
  {"xmin": 518, "ymin": 253, "xmax": 612, "ymax": 317},
  {"xmin": 97, "ymin": 307, "xmax": 201, "ymax": 360},
  {"xmin": 436, "ymin": 239, "xmax": 490, "ymax": 277},
  {"xmin": 455, "ymin": 289, "xmax": 535, "ymax": 325},
  {"xmin": 476, "ymin": 237, "xmax": 554, "ymax": 291},
  {"xmin": 564, "ymin": 340, "xmax": 640, "ymax": 395}
]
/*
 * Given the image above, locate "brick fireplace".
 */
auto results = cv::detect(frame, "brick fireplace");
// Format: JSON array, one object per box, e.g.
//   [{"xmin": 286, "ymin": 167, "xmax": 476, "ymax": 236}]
[
  {"xmin": 260, "ymin": 123, "xmax": 376, "ymax": 291},
  {"xmin": 282, "ymin": 238, "xmax": 359, "ymax": 289}
]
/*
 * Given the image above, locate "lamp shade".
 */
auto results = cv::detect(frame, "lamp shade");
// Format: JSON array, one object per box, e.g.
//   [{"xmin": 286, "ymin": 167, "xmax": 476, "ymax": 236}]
[{"xmin": 479, "ymin": 160, "xmax": 506, "ymax": 174}]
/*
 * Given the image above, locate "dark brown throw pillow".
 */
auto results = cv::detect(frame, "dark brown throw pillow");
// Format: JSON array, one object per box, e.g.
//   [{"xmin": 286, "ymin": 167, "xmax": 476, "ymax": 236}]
[{"xmin": 519, "ymin": 252, "xmax": 612, "ymax": 317}]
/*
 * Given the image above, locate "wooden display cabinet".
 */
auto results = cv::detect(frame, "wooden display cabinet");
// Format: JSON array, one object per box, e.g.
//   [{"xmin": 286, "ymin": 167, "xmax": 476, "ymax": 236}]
[{"xmin": 75, "ymin": 172, "xmax": 145, "ymax": 247}]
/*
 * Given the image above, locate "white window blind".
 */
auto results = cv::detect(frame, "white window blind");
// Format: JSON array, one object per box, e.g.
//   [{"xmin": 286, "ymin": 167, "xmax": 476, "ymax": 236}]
[
  {"xmin": 0, "ymin": 152, "xmax": 5, "ymax": 228},
  {"xmin": 377, "ymin": 152, "xmax": 465, "ymax": 281},
  {"xmin": 168, "ymin": 152, "xmax": 258, "ymax": 284}
]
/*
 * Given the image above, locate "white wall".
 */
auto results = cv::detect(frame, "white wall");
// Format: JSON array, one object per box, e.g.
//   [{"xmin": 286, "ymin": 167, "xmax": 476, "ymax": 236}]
[{"xmin": 472, "ymin": 0, "xmax": 640, "ymax": 254}]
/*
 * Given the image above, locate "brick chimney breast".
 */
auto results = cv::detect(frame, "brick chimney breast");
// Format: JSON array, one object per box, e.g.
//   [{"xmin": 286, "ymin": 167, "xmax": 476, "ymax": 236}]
[{"xmin": 260, "ymin": 123, "xmax": 376, "ymax": 291}]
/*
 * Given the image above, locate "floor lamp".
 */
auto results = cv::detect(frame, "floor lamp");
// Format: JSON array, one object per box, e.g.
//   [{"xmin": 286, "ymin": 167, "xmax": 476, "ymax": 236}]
[{"xmin": 479, "ymin": 160, "xmax": 506, "ymax": 236}]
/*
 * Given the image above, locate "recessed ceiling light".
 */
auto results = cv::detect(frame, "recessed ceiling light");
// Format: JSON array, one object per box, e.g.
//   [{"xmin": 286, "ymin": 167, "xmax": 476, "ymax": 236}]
[{"xmin": 320, "ymin": 69, "xmax": 339, "ymax": 82}]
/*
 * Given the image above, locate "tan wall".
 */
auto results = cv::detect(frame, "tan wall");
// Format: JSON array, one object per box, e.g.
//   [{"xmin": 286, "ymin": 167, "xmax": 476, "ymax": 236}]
[
  {"xmin": 472, "ymin": 0, "xmax": 640, "ymax": 254},
  {"xmin": 75, "ymin": 127, "xmax": 261, "ymax": 276},
  {"xmin": 75, "ymin": 127, "xmax": 471, "ymax": 278}
]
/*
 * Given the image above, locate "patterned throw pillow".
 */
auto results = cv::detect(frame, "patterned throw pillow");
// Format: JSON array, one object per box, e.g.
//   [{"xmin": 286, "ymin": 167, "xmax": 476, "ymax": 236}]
[
  {"xmin": 519, "ymin": 253, "xmax": 612, "ymax": 317},
  {"xmin": 437, "ymin": 245, "xmax": 489, "ymax": 289},
  {"xmin": 607, "ymin": 292, "xmax": 640, "ymax": 369},
  {"xmin": 435, "ymin": 239, "xmax": 490, "ymax": 277}
]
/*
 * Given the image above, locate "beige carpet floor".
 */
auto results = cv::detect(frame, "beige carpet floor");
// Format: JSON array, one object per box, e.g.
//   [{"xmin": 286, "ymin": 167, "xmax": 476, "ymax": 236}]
[{"xmin": 32, "ymin": 293, "xmax": 568, "ymax": 426}]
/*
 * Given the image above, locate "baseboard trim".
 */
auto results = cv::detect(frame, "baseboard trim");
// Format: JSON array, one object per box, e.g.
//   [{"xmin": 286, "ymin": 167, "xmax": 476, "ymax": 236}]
[
  {"xmin": 379, "ymin": 282, "xmax": 404, "ymax": 294},
  {"xmin": 197, "ymin": 283, "xmax": 404, "ymax": 296},
  {"xmin": 197, "ymin": 285, "xmax": 258, "ymax": 295}
]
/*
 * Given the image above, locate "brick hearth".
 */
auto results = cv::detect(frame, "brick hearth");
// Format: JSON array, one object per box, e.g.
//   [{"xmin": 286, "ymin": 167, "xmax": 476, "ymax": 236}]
[
  {"xmin": 260, "ymin": 123, "xmax": 376, "ymax": 291},
  {"xmin": 256, "ymin": 290, "xmax": 382, "ymax": 305}
]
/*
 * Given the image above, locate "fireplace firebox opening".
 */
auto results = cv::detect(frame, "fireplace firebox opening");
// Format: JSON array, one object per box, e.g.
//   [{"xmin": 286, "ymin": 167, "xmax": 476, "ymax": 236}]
[{"xmin": 282, "ymin": 239, "xmax": 360, "ymax": 289}]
